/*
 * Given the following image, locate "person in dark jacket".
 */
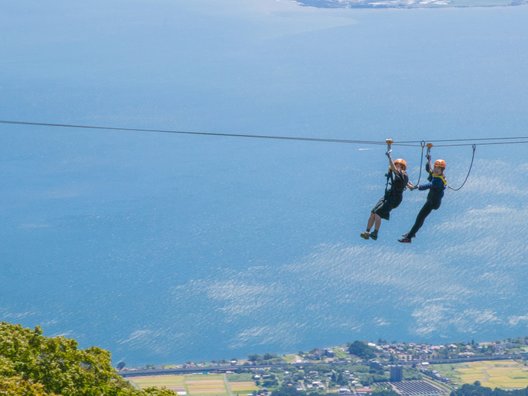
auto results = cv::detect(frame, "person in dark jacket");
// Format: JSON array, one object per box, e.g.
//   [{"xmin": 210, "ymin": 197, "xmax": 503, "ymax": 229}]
[
  {"xmin": 398, "ymin": 157, "xmax": 447, "ymax": 243},
  {"xmin": 360, "ymin": 152, "xmax": 414, "ymax": 241}
]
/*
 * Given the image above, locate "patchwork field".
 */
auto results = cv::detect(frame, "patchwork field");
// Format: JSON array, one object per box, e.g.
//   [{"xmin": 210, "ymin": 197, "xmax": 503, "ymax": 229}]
[
  {"xmin": 228, "ymin": 381, "xmax": 259, "ymax": 393},
  {"xmin": 129, "ymin": 375, "xmax": 186, "ymax": 393},
  {"xmin": 431, "ymin": 360, "xmax": 528, "ymax": 389},
  {"xmin": 188, "ymin": 375, "xmax": 228, "ymax": 396},
  {"xmin": 128, "ymin": 373, "xmax": 258, "ymax": 395}
]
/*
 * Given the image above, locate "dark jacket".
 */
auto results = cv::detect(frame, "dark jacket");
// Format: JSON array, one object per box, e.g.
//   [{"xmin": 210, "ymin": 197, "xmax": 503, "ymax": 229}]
[
  {"xmin": 417, "ymin": 162, "xmax": 447, "ymax": 208},
  {"xmin": 387, "ymin": 169, "xmax": 409, "ymax": 203}
]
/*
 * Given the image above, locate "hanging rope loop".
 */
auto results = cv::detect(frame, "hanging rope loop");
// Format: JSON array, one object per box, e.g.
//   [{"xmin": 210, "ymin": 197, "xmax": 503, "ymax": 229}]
[
  {"xmin": 412, "ymin": 141, "xmax": 426, "ymax": 187},
  {"xmin": 448, "ymin": 144, "xmax": 477, "ymax": 191}
]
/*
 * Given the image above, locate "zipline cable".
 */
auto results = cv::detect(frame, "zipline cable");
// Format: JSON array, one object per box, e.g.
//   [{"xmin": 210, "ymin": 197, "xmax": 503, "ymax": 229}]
[
  {"xmin": 435, "ymin": 140, "xmax": 528, "ymax": 147},
  {"xmin": 1, "ymin": 119, "xmax": 523, "ymax": 194},
  {"xmin": 0, "ymin": 120, "xmax": 420, "ymax": 147},
  {"xmin": 2, "ymin": 119, "xmax": 528, "ymax": 149},
  {"xmin": 401, "ymin": 136, "xmax": 528, "ymax": 144}
]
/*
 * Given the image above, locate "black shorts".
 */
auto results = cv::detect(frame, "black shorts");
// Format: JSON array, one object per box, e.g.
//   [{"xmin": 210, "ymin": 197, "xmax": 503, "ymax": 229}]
[{"xmin": 371, "ymin": 195, "xmax": 402, "ymax": 220}]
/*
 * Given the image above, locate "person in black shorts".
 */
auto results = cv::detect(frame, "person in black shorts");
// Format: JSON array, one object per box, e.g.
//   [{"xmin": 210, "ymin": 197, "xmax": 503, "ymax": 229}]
[{"xmin": 360, "ymin": 152, "xmax": 414, "ymax": 240}]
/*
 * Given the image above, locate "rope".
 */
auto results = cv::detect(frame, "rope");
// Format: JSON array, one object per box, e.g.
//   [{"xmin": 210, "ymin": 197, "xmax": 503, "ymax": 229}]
[
  {"xmin": 0, "ymin": 120, "xmax": 420, "ymax": 147},
  {"xmin": 435, "ymin": 140, "xmax": 528, "ymax": 147},
  {"xmin": 3, "ymin": 119, "xmax": 528, "ymax": 149},
  {"xmin": 411, "ymin": 141, "xmax": 426, "ymax": 187},
  {"xmin": 447, "ymin": 144, "xmax": 477, "ymax": 192},
  {"xmin": 405, "ymin": 136, "xmax": 528, "ymax": 144},
  {"xmin": 0, "ymin": 120, "xmax": 512, "ymax": 194}
]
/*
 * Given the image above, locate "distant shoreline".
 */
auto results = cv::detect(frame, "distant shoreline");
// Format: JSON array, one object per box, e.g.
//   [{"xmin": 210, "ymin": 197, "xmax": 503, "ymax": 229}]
[
  {"xmin": 295, "ymin": 0, "xmax": 528, "ymax": 9},
  {"xmin": 119, "ymin": 355, "xmax": 521, "ymax": 377}
]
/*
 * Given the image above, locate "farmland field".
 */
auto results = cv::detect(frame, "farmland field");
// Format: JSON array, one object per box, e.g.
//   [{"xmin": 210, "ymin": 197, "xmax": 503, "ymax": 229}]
[
  {"xmin": 229, "ymin": 381, "xmax": 259, "ymax": 393},
  {"xmin": 128, "ymin": 375, "xmax": 186, "ymax": 393},
  {"xmin": 128, "ymin": 373, "xmax": 257, "ymax": 395},
  {"xmin": 431, "ymin": 360, "xmax": 528, "ymax": 389}
]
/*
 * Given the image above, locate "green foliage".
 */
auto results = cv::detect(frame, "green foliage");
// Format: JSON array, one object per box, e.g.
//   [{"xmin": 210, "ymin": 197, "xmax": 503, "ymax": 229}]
[
  {"xmin": 271, "ymin": 385, "xmax": 306, "ymax": 396},
  {"xmin": 227, "ymin": 373, "xmax": 254, "ymax": 382},
  {"xmin": 330, "ymin": 371, "xmax": 347, "ymax": 386},
  {"xmin": 371, "ymin": 391, "xmax": 399, "ymax": 396},
  {"xmin": 402, "ymin": 368, "xmax": 422, "ymax": 380},
  {"xmin": 143, "ymin": 388, "xmax": 180, "ymax": 396},
  {"xmin": 0, "ymin": 374, "xmax": 48, "ymax": 395},
  {"xmin": 450, "ymin": 383, "xmax": 528, "ymax": 396},
  {"xmin": 0, "ymin": 322, "xmax": 176, "ymax": 395},
  {"xmin": 348, "ymin": 341, "xmax": 376, "ymax": 360}
]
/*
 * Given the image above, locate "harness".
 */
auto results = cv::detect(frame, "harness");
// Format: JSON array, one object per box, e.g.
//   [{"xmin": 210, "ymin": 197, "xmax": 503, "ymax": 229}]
[
  {"xmin": 384, "ymin": 137, "xmax": 407, "ymax": 196},
  {"xmin": 431, "ymin": 173, "xmax": 448, "ymax": 188},
  {"xmin": 384, "ymin": 169, "xmax": 394, "ymax": 195}
]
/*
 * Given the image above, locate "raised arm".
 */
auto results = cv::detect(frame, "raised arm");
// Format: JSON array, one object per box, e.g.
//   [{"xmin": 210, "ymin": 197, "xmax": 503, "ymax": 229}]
[
  {"xmin": 424, "ymin": 144, "xmax": 434, "ymax": 174},
  {"xmin": 386, "ymin": 151, "xmax": 398, "ymax": 173}
]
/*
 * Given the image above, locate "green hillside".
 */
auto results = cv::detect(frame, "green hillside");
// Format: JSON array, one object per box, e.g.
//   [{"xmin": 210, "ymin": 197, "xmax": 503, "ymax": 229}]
[{"xmin": 0, "ymin": 322, "xmax": 175, "ymax": 395}]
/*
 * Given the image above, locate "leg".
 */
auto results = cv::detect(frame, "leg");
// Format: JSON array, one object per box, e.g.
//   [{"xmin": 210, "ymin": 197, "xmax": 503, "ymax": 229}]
[
  {"xmin": 407, "ymin": 201, "xmax": 434, "ymax": 239},
  {"xmin": 374, "ymin": 214, "xmax": 382, "ymax": 231},
  {"xmin": 367, "ymin": 212, "xmax": 376, "ymax": 231},
  {"xmin": 368, "ymin": 214, "xmax": 382, "ymax": 240},
  {"xmin": 361, "ymin": 212, "xmax": 376, "ymax": 240},
  {"xmin": 366, "ymin": 197, "xmax": 389, "ymax": 240}
]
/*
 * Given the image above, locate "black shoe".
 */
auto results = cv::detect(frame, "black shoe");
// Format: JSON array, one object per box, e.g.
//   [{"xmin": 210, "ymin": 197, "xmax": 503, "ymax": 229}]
[
  {"xmin": 370, "ymin": 231, "xmax": 378, "ymax": 241},
  {"xmin": 398, "ymin": 236, "xmax": 412, "ymax": 243},
  {"xmin": 360, "ymin": 231, "xmax": 370, "ymax": 240}
]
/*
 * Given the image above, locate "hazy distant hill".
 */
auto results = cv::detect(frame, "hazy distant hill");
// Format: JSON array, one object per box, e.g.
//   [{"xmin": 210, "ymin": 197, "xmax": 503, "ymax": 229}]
[{"xmin": 296, "ymin": 0, "xmax": 527, "ymax": 8}]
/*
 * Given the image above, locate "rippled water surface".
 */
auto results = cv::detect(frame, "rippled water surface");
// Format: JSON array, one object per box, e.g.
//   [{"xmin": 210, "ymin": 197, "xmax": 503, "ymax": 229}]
[{"xmin": 1, "ymin": 0, "xmax": 528, "ymax": 365}]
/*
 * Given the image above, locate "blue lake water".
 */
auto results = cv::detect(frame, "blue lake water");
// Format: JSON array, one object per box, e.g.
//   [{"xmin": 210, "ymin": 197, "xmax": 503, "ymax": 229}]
[{"xmin": 1, "ymin": 0, "xmax": 528, "ymax": 365}]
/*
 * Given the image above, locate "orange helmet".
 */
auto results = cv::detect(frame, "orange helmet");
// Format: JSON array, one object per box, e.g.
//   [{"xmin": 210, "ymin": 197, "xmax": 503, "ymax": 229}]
[
  {"xmin": 394, "ymin": 158, "xmax": 407, "ymax": 170},
  {"xmin": 434, "ymin": 159, "xmax": 446, "ymax": 169}
]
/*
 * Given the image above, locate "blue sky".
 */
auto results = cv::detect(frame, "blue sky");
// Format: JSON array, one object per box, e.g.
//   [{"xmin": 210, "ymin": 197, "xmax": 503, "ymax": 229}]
[{"xmin": 1, "ymin": 0, "xmax": 528, "ymax": 364}]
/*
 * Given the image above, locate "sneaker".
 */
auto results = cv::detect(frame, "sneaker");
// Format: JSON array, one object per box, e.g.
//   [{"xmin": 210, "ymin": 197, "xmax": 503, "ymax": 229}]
[
  {"xmin": 360, "ymin": 231, "xmax": 370, "ymax": 240},
  {"xmin": 398, "ymin": 236, "xmax": 412, "ymax": 243},
  {"xmin": 370, "ymin": 231, "xmax": 378, "ymax": 241}
]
